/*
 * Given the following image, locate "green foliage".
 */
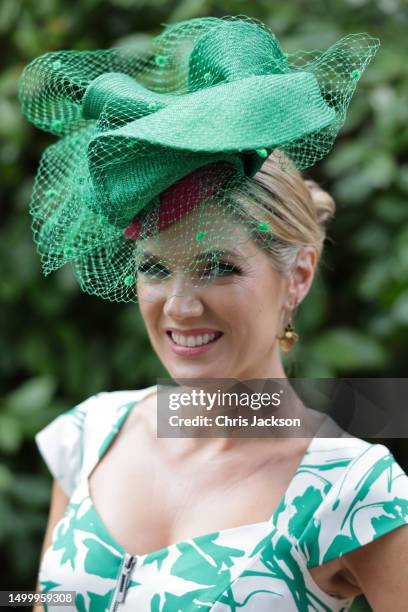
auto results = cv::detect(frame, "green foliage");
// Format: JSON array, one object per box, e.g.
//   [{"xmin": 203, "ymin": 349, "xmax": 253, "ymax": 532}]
[{"xmin": 1, "ymin": 1, "xmax": 407, "ymax": 608}]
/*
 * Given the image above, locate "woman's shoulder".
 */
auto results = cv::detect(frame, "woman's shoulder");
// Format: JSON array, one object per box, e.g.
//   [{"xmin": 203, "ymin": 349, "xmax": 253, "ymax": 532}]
[
  {"xmin": 86, "ymin": 384, "xmax": 158, "ymax": 409},
  {"xmin": 306, "ymin": 411, "xmax": 400, "ymax": 466},
  {"xmin": 34, "ymin": 385, "xmax": 157, "ymax": 496},
  {"xmin": 36, "ymin": 385, "xmax": 156, "ymax": 440},
  {"xmin": 296, "ymin": 430, "xmax": 408, "ymax": 568},
  {"xmin": 68, "ymin": 384, "xmax": 158, "ymax": 421}
]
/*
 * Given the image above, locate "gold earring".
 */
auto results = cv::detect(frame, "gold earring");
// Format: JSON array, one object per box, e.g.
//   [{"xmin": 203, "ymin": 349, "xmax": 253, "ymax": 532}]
[{"xmin": 277, "ymin": 303, "xmax": 299, "ymax": 353}]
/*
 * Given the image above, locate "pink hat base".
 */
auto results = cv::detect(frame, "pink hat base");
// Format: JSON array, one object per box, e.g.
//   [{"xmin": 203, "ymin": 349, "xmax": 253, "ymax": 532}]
[{"xmin": 123, "ymin": 163, "xmax": 229, "ymax": 241}]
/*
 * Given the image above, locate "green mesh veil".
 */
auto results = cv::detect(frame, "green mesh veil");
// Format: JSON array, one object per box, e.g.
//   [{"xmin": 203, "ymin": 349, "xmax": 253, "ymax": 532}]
[{"xmin": 18, "ymin": 15, "xmax": 380, "ymax": 303}]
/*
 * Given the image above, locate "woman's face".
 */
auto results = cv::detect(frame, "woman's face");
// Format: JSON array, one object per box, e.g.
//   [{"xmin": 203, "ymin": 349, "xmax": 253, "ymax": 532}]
[{"xmin": 136, "ymin": 206, "xmax": 295, "ymax": 382}]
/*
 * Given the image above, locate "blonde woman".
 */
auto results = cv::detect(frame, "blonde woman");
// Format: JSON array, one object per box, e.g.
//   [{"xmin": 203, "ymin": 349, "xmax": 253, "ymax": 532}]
[{"xmin": 20, "ymin": 15, "xmax": 408, "ymax": 612}]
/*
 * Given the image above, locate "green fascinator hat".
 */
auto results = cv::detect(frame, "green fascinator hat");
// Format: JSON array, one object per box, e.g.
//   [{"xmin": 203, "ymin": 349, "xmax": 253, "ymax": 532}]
[{"xmin": 18, "ymin": 16, "xmax": 380, "ymax": 303}]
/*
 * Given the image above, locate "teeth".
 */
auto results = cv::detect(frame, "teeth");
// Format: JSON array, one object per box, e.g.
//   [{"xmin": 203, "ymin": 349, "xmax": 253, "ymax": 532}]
[{"xmin": 171, "ymin": 332, "xmax": 219, "ymax": 347}]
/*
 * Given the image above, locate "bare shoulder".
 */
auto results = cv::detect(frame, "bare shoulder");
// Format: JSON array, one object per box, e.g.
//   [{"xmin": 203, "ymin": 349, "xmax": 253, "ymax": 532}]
[
  {"xmin": 308, "ymin": 524, "xmax": 408, "ymax": 602},
  {"xmin": 309, "ymin": 556, "xmax": 363, "ymax": 599},
  {"xmin": 136, "ymin": 386, "xmax": 158, "ymax": 411},
  {"xmin": 125, "ymin": 386, "xmax": 158, "ymax": 430},
  {"xmin": 341, "ymin": 520, "xmax": 408, "ymax": 575},
  {"xmin": 340, "ymin": 522, "xmax": 408, "ymax": 609}
]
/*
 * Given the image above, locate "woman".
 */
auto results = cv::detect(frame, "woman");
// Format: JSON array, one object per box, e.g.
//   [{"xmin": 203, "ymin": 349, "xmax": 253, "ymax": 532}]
[{"xmin": 20, "ymin": 15, "xmax": 408, "ymax": 612}]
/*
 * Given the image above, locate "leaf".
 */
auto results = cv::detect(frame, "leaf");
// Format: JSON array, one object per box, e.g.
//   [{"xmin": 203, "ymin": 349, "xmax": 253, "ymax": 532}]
[
  {"xmin": 350, "ymin": 223, "xmax": 390, "ymax": 256},
  {"xmin": 0, "ymin": 464, "xmax": 13, "ymax": 493},
  {"xmin": 324, "ymin": 141, "xmax": 368, "ymax": 178},
  {"xmin": 391, "ymin": 291, "xmax": 408, "ymax": 325},
  {"xmin": 396, "ymin": 227, "xmax": 408, "ymax": 275},
  {"xmin": 0, "ymin": 0, "xmax": 21, "ymax": 34},
  {"xmin": 5, "ymin": 376, "xmax": 57, "ymax": 416},
  {"xmin": 0, "ymin": 414, "xmax": 22, "ymax": 452},
  {"xmin": 168, "ymin": 0, "xmax": 208, "ymax": 22},
  {"xmin": 311, "ymin": 328, "xmax": 388, "ymax": 371},
  {"xmin": 357, "ymin": 260, "xmax": 392, "ymax": 300},
  {"xmin": 12, "ymin": 475, "xmax": 51, "ymax": 507},
  {"xmin": 374, "ymin": 194, "xmax": 408, "ymax": 224}
]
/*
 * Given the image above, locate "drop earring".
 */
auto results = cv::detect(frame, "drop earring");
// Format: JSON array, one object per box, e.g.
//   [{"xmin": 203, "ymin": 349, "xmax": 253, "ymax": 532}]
[{"xmin": 277, "ymin": 300, "xmax": 299, "ymax": 353}]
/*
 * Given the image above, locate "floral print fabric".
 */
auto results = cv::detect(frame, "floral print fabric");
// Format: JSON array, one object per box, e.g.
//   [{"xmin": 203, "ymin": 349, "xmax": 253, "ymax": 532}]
[{"xmin": 35, "ymin": 386, "xmax": 408, "ymax": 611}]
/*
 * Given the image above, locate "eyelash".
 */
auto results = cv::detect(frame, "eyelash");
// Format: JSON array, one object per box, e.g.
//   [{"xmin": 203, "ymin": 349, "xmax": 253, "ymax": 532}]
[
  {"xmin": 206, "ymin": 261, "xmax": 242, "ymax": 277},
  {"xmin": 136, "ymin": 260, "xmax": 242, "ymax": 279},
  {"xmin": 136, "ymin": 262, "xmax": 170, "ymax": 279}
]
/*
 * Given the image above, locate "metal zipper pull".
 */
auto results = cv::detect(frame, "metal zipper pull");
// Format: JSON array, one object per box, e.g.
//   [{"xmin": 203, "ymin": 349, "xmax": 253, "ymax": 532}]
[{"xmin": 109, "ymin": 553, "xmax": 137, "ymax": 612}]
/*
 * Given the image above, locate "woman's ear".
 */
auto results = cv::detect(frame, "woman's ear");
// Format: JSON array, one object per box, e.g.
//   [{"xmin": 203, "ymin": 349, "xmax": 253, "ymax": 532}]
[{"xmin": 285, "ymin": 246, "xmax": 317, "ymax": 309}]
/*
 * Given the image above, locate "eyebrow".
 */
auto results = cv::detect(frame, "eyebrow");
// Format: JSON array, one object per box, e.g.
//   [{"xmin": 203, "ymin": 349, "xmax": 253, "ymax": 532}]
[{"xmin": 140, "ymin": 248, "xmax": 241, "ymax": 262}]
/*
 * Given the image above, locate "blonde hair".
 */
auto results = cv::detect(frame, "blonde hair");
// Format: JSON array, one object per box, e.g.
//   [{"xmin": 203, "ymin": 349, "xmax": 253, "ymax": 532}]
[{"xmin": 234, "ymin": 149, "xmax": 336, "ymax": 277}]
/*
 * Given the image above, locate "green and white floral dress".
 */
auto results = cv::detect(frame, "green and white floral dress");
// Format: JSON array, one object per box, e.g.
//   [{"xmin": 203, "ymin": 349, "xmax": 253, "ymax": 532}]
[{"xmin": 35, "ymin": 385, "xmax": 408, "ymax": 612}]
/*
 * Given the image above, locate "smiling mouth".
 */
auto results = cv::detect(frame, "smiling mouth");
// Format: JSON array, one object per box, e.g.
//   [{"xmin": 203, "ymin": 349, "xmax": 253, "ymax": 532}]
[{"xmin": 166, "ymin": 331, "xmax": 223, "ymax": 348}]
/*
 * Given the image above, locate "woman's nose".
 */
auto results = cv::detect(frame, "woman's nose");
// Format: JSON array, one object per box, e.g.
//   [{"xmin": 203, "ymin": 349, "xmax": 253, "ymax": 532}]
[{"xmin": 163, "ymin": 278, "xmax": 204, "ymax": 319}]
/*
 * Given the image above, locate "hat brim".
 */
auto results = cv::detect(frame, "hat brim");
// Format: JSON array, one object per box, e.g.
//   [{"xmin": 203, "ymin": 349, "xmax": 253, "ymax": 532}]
[
  {"xmin": 91, "ymin": 71, "xmax": 335, "ymax": 155},
  {"xmin": 87, "ymin": 71, "xmax": 336, "ymax": 226}
]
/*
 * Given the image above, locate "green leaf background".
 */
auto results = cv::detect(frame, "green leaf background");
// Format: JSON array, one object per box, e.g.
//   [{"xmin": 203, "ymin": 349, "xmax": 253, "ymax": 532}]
[{"xmin": 1, "ymin": 1, "xmax": 407, "ymax": 609}]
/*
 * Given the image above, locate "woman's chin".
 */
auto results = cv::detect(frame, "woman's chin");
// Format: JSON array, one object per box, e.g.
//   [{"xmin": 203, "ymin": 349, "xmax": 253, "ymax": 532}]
[
  {"xmin": 159, "ymin": 336, "xmax": 229, "ymax": 381},
  {"xmin": 164, "ymin": 357, "xmax": 232, "ymax": 382},
  {"xmin": 167, "ymin": 365, "xmax": 225, "ymax": 381}
]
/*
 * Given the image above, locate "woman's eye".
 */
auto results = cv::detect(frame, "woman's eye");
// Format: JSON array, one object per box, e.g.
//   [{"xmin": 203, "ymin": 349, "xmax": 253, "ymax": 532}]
[
  {"xmin": 136, "ymin": 258, "xmax": 241, "ymax": 281},
  {"xmin": 199, "ymin": 260, "xmax": 241, "ymax": 278},
  {"xmin": 137, "ymin": 262, "xmax": 171, "ymax": 279}
]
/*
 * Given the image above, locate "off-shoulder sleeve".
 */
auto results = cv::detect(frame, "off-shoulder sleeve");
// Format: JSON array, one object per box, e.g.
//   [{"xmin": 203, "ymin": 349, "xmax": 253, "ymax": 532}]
[
  {"xmin": 34, "ymin": 393, "xmax": 101, "ymax": 497},
  {"xmin": 298, "ymin": 442, "xmax": 408, "ymax": 567}
]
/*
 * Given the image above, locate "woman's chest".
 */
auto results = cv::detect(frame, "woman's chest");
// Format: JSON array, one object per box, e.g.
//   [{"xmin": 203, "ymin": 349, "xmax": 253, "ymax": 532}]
[
  {"xmin": 87, "ymin": 429, "xmax": 310, "ymax": 557},
  {"xmin": 76, "ymin": 406, "xmax": 356, "ymax": 604},
  {"xmin": 40, "ymin": 498, "xmax": 352, "ymax": 612}
]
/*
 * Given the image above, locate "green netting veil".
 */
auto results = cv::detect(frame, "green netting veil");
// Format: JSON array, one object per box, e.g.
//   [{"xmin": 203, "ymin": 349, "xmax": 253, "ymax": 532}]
[{"xmin": 18, "ymin": 15, "xmax": 380, "ymax": 303}]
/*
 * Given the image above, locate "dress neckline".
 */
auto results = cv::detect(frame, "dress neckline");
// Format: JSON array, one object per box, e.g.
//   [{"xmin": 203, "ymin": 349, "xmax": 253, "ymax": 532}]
[{"xmin": 83, "ymin": 385, "xmax": 324, "ymax": 561}]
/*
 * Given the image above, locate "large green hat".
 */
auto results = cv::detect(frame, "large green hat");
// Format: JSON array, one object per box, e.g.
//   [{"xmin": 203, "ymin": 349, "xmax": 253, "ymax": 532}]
[{"xmin": 18, "ymin": 15, "xmax": 380, "ymax": 303}]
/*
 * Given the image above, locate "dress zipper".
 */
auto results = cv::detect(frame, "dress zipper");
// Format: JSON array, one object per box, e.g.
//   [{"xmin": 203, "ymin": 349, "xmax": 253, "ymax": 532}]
[{"xmin": 109, "ymin": 553, "xmax": 137, "ymax": 612}]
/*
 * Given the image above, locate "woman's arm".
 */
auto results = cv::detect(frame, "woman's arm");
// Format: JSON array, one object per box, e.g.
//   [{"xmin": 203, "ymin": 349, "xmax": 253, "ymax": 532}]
[
  {"xmin": 341, "ymin": 522, "xmax": 408, "ymax": 611},
  {"xmin": 33, "ymin": 480, "xmax": 69, "ymax": 612}
]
